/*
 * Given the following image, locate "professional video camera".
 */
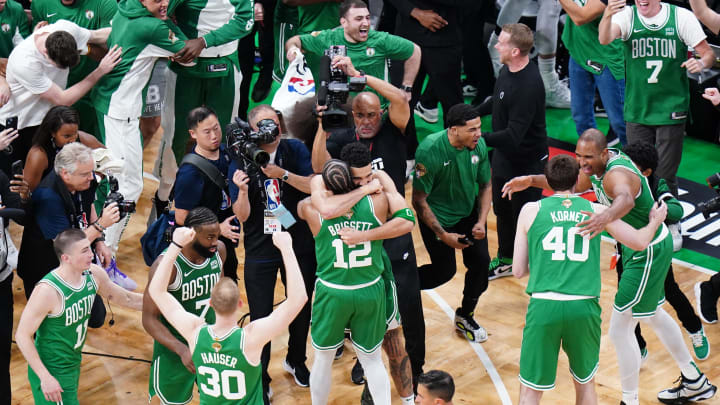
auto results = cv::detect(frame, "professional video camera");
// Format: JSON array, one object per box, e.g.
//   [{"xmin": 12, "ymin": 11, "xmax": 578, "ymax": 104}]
[
  {"xmin": 317, "ymin": 45, "xmax": 367, "ymax": 130},
  {"xmin": 104, "ymin": 174, "xmax": 136, "ymax": 220},
  {"xmin": 226, "ymin": 117, "xmax": 279, "ymax": 168},
  {"xmin": 697, "ymin": 172, "xmax": 720, "ymax": 218}
]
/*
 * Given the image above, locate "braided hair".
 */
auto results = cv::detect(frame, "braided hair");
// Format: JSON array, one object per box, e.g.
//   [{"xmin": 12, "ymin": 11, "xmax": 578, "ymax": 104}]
[
  {"xmin": 185, "ymin": 207, "xmax": 218, "ymax": 229},
  {"xmin": 322, "ymin": 159, "xmax": 354, "ymax": 194}
]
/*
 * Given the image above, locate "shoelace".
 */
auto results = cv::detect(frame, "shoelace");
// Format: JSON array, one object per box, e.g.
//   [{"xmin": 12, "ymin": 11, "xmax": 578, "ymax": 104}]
[
  {"xmin": 464, "ymin": 313, "xmax": 481, "ymax": 330},
  {"xmin": 690, "ymin": 332, "xmax": 705, "ymax": 347}
]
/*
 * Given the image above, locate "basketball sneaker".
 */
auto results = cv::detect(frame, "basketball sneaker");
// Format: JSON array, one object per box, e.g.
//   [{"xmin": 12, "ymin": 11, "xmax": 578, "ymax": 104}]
[
  {"xmin": 695, "ymin": 281, "xmax": 718, "ymax": 324},
  {"xmin": 105, "ymin": 258, "xmax": 137, "ymax": 291},
  {"xmin": 488, "ymin": 257, "xmax": 513, "ymax": 280},
  {"xmin": 689, "ymin": 327, "xmax": 710, "ymax": 361},
  {"xmin": 455, "ymin": 308, "xmax": 488, "ymax": 343},
  {"xmin": 668, "ymin": 223, "xmax": 683, "ymax": 252},
  {"xmin": 543, "ymin": 72, "xmax": 571, "ymax": 109},
  {"xmin": 462, "ymin": 83, "xmax": 478, "ymax": 97},
  {"xmin": 334, "ymin": 345, "xmax": 344, "ymax": 360},
  {"xmin": 414, "ymin": 103, "xmax": 439, "ymax": 124},
  {"xmin": 640, "ymin": 347, "xmax": 649, "ymax": 366},
  {"xmin": 657, "ymin": 373, "xmax": 716, "ymax": 404},
  {"xmin": 282, "ymin": 358, "xmax": 310, "ymax": 387}
]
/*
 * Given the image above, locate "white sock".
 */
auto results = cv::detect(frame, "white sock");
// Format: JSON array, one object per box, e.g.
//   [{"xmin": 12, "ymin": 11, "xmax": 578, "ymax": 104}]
[
  {"xmin": 310, "ymin": 348, "xmax": 335, "ymax": 405},
  {"xmin": 538, "ymin": 56, "xmax": 556, "ymax": 76},
  {"xmin": 401, "ymin": 395, "xmax": 414, "ymax": 404},
  {"xmin": 609, "ymin": 309, "xmax": 641, "ymax": 395},
  {"xmin": 356, "ymin": 348, "xmax": 391, "ymax": 405},
  {"xmin": 621, "ymin": 390, "xmax": 639, "ymax": 405},
  {"xmin": 641, "ymin": 308, "xmax": 700, "ymax": 380}
]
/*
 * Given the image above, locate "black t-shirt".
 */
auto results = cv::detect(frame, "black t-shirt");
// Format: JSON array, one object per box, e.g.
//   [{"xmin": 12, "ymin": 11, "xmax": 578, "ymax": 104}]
[
  {"xmin": 327, "ymin": 117, "xmax": 408, "ymax": 195},
  {"xmin": 174, "ymin": 146, "xmax": 233, "ymax": 220},
  {"xmin": 229, "ymin": 139, "xmax": 314, "ymax": 261}
]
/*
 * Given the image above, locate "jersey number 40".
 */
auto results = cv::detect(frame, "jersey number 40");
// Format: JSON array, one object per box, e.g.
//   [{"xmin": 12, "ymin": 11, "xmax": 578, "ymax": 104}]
[{"xmin": 542, "ymin": 226, "xmax": 590, "ymax": 261}]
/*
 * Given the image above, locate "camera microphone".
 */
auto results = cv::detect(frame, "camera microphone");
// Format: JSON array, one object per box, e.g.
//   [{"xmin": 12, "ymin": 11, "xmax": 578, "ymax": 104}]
[{"xmin": 317, "ymin": 54, "xmax": 331, "ymax": 106}]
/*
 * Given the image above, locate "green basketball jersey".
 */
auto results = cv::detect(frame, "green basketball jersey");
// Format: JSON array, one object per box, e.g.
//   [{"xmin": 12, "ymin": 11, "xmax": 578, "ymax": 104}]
[
  {"xmin": 589, "ymin": 149, "xmax": 660, "ymax": 235},
  {"xmin": 297, "ymin": 2, "xmax": 338, "ymax": 35},
  {"xmin": 31, "ymin": 0, "xmax": 117, "ymax": 87},
  {"xmin": 192, "ymin": 326, "xmax": 263, "ymax": 404},
  {"xmin": 315, "ymin": 195, "xmax": 386, "ymax": 286},
  {"xmin": 275, "ymin": 0, "xmax": 298, "ymax": 26},
  {"xmin": 159, "ymin": 251, "xmax": 222, "ymax": 343},
  {"xmin": 0, "ymin": 0, "xmax": 30, "ymax": 59},
  {"xmin": 623, "ymin": 4, "xmax": 688, "ymax": 125},
  {"xmin": 35, "ymin": 270, "xmax": 98, "ymax": 371},
  {"xmin": 561, "ymin": 0, "xmax": 624, "ymax": 80},
  {"xmin": 526, "ymin": 195, "xmax": 601, "ymax": 297}
]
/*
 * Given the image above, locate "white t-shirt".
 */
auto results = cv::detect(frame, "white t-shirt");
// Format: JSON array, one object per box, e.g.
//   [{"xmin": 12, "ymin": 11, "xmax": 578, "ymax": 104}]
[
  {"xmin": 0, "ymin": 19, "xmax": 90, "ymax": 129},
  {"xmin": 612, "ymin": 3, "xmax": 706, "ymax": 47}
]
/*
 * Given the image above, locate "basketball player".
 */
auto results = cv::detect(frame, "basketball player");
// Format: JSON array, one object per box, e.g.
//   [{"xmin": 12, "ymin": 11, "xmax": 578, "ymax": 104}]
[
  {"xmin": 503, "ymin": 129, "xmax": 716, "ymax": 404},
  {"xmin": 513, "ymin": 154, "xmax": 667, "ymax": 405},
  {"xmin": 15, "ymin": 228, "xmax": 143, "ymax": 405},
  {"xmin": 299, "ymin": 156, "xmax": 416, "ymax": 405},
  {"xmin": 143, "ymin": 207, "xmax": 226, "ymax": 405},
  {"xmin": 148, "ymin": 227, "xmax": 307, "ymax": 404}
]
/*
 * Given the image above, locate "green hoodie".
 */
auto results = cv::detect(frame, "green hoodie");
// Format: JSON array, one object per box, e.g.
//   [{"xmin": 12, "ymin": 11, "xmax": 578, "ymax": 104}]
[{"xmin": 91, "ymin": 0, "xmax": 187, "ymax": 119}]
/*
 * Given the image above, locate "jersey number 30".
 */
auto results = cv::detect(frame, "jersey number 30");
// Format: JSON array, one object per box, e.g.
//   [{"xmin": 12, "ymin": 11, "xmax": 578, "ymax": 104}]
[
  {"xmin": 198, "ymin": 367, "xmax": 246, "ymax": 400},
  {"xmin": 542, "ymin": 226, "xmax": 590, "ymax": 261}
]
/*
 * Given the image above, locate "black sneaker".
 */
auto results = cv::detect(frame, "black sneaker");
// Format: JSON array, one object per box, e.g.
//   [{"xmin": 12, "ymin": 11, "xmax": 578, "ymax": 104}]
[
  {"xmin": 252, "ymin": 73, "xmax": 272, "ymax": 102},
  {"xmin": 335, "ymin": 345, "xmax": 344, "ymax": 360},
  {"xmin": 351, "ymin": 358, "xmax": 365, "ymax": 385},
  {"xmin": 282, "ymin": 358, "xmax": 310, "ymax": 387},
  {"xmin": 657, "ymin": 373, "xmax": 717, "ymax": 404},
  {"xmin": 360, "ymin": 382, "xmax": 374, "ymax": 405},
  {"xmin": 695, "ymin": 281, "xmax": 718, "ymax": 324}
]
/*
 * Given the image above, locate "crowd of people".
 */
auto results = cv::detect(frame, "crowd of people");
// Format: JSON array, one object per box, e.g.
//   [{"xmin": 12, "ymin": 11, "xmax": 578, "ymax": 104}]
[{"xmin": 0, "ymin": 0, "xmax": 719, "ymax": 403}]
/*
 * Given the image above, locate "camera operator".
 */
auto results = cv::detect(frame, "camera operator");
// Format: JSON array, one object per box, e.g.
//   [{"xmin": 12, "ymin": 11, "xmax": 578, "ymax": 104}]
[
  {"xmin": 229, "ymin": 104, "xmax": 316, "ymax": 402},
  {"xmin": 310, "ymin": 55, "xmax": 426, "ymax": 385},
  {"xmin": 173, "ymin": 107, "xmax": 240, "ymax": 281},
  {"xmin": 16, "ymin": 143, "xmax": 120, "ymax": 325}
]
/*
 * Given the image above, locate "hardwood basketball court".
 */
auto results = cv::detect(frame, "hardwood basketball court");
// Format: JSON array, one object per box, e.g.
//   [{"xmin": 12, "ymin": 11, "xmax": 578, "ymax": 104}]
[{"xmin": 8, "ymin": 132, "xmax": 720, "ymax": 404}]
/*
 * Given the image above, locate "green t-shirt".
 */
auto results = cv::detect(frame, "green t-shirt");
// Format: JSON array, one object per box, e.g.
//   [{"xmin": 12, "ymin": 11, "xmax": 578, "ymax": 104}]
[
  {"xmin": 193, "ymin": 326, "xmax": 263, "ymax": 404},
  {"xmin": 35, "ymin": 270, "xmax": 98, "ymax": 371},
  {"xmin": 297, "ymin": 2, "xmax": 338, "ymax": 35},
  {"xmin": 315, "ymin": 195, "xmax": 386, "ymax": 286},
  {"xmin": 31, "ymin": 0, "xmax": 117, "ymax": 86},
  {"xmin": 300, "ymin": 27, "xmax": 414, "ymax": 82},
  {"xmin": 274, "ymin": 0, "xmax": 297, "ymax": 26},
  {"xmin": 561, "ymin": 0, "xmax": 624, "ymax": 80},
  {"xmin": 0, "ymin": 0, "xmax": 29, "ymax": 59},
  {"xmin": 526, "ymin": 195, "xmax": 601, "ymax": 297},
  {"xmin": 623, "ymin": 4, "xmax": 688, "ymax": 125},
  {"xmin": 413, "ymin": 130, "xmax": 491, "ymax": 228}
]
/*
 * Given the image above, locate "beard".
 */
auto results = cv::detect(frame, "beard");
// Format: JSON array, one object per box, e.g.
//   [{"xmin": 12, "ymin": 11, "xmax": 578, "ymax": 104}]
[{"xmin": 192, "ymin": 240, "xmax": 216, "ymax": 258}]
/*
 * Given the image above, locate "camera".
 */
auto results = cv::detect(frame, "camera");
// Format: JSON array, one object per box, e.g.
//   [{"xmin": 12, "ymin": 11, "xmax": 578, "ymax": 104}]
[
  {"xmin": 697, "ymin": 172, "xmax": 720, "ymax": 218},
  {"xmin": 226, "ymin": 117, "xmax": 279, "ymax": 168},
  {"xmin": 104, "ymin": 174, "xmax": 136, "ymax": 220},
  {"xmin": 317, "ymin": 45, "xmax": 367, "ymax": 130}
]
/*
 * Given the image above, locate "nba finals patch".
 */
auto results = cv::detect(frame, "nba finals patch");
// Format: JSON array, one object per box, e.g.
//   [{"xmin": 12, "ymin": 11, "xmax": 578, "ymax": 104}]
[{"xmin": 366, "ymin": 47, "xmax": 375, "ymax": 57}]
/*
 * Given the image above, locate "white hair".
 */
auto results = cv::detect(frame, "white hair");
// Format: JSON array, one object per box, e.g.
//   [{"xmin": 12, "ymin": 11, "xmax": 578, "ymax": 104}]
[{"xmin": 54, "ymin": 142, "xmax": 93, "ymax": 175}]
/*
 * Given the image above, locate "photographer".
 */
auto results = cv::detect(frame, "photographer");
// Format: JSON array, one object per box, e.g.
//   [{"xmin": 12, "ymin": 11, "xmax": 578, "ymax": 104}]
[
  {"xmin": 310, "ymin": 56, "xmax": 427, "ymax": 386},
  {"xmin": 229, "ymin": 105, "xmax": 315, "ymax": 403},
  {"xmin": 16, "ymin": 143, "xmax": 121, "ymax": 324},
  {"xmin": 173, "ymin": 106, "xmax": 240, "ymax": 280}
]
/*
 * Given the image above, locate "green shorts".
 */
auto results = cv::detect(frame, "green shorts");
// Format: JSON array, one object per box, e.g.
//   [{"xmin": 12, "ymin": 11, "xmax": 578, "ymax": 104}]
[
  {"xmin": 29, "ymin": 365, "xmax": 80, "ymax": 405},
  {"xmin": 311, "ymin": 278, "xmax": 386, "ymax": 354},
  {"xmin": 381, "ymin": 251, "xmax": 401, "ymax": 329},
  {"xmin": 519, "ymin": 298, "xmax": 601, "ymax": 390},
  {"xmin": 614, "ymin": 233, "xmax": 672, "ymax": 318},
  {"xmin": 148, "ymin": 342, "xmax": 195, "ymax": 405},
  {"xmin": 272, "ymin": 21, "xmax": 297, "ymax": 82}
]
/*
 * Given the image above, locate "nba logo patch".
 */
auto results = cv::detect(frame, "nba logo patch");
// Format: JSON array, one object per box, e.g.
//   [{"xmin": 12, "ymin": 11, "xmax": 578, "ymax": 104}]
[
  {"xmin": 265, "ymin": 179, "xmax": 281, "ymax": 210},
  {"xmin": 288, "ymin": 76, "xmax": 315, "ymax": 95}
]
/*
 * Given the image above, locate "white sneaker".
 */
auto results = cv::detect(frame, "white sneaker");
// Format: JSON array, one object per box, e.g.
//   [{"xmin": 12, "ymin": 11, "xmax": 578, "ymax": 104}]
[
  {"xmin": 657, "ymin": 373, "xmax": 716, "ymax": 404},
  {"xmin": 543, "ymin": 73, "xmax": 571, "ymax": 109},
  {"xmin": 414, "ymin": 103, "xmax": 439, "ymax": 124},
  {"xmin": 669, "ymin": 223, "xmax": 683, "ymax": 252},
  {"xmin": 487, "ymin": 32, "xmax": 502, "ymax": 77}
]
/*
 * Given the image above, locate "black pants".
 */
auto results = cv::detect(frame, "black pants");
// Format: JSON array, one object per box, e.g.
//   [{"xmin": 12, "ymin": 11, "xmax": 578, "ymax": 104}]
[
  {"xmin": 410, "ymin": 46, "xmax": 463, "ymax": 127},
  {"xmin": 616, "ymin": 255, "xmax": 702, "ymax": 350},
  {"xmin": 237, "ymin": 0, "xmax": 275, "ymax": 120},
  {"xmin": 0, "ymin": 125, "xmax": 38, "ymax": 178},
  {"xmin": 0, "ymin": 273, "xmax": 12, "ymax": 404},
  {"xmin": 492, "ymin": 174, "xmax": 543, "ymax": 259},
  {"xmin": 385, "ymin": 234, "xmax": 425, "ymax": 378},
  {"xmin": 461, "ymin": 1, "xmax": 496, "ymax": 102},
  {"xmin": 219, "ymin": 235, "xmax": 239, "ymax": 282},
  {"xmin": 244, "ymin": 252, "xmax": 316, "ymax": 403},
  {"xmin": 417, "ymin": 209, "xmax": 490, "ymax": 306}
]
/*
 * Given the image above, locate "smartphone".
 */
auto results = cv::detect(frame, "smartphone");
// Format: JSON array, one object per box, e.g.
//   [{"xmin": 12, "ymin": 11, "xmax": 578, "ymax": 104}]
[
  {"xmin": 5, "ymin": 116, "xmax": 17, "ymax": 131},
  {"xmin": 11, "ymin": 160, "xmax": 22, "ymax": 177},
  {"xmin": 458, "ymin": 236, "xmax": 474, "ymax": 246}
]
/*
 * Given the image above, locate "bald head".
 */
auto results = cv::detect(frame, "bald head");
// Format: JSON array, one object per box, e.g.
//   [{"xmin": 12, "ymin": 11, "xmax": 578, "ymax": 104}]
[
  {"xmin": 352, "ymin": 92, "xmax": 380, "ymax": 110},
  {"xmin": 210, "ymin": 277, "xmax": 240, "ymax": 316},
  {"xmin": 352, "ymin": 92, "xmax": 382, "ymax": 138},
  {"xmin": 578, "ymin": 128, "xmax": 607, "ymax": 152}
]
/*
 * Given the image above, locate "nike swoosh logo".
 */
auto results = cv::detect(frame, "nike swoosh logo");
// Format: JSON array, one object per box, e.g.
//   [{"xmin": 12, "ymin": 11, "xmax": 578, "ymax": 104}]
[
  {"xmin": 631, "ymin": 255, "xmax": 643, "ymax": 261},
  {"xmin": 184, "ymin": 272, "xmax": 193, "ymax": 277},
  {"xmin": 47, "ymin": 13, "xmax": 57, "ymax": 17},
  {"xmin": 633, "ymin": 29, "xmax": 643, "ymax": 33}
]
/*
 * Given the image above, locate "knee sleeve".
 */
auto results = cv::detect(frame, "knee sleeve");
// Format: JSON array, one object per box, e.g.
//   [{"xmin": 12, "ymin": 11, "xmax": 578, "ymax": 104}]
[
  {"xmin": 356, "ymin": 349, "xmax": 391, "ymax": 405},
  {"xmin": 310, "ymin": 349, "xmax": 335, "ymax": 405}
]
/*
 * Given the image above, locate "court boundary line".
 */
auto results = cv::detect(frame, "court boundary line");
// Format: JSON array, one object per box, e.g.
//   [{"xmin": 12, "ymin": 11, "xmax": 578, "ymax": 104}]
[{"xmin": 425, "ymin": 289, "xmax": 513, "ymax": 405}]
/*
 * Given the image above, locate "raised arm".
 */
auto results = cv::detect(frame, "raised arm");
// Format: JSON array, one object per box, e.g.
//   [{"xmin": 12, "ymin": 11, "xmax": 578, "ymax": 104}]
[
  {"xmin": 243, "ymin": 232, "xmax": 307, "ymax": 364},
  {"xmin": 147, "ymin": 228, "xmax": 204, "ymax": 343},
  {"xmin": 559, "ymin": 0, "xmax": 606, "ymax": 26},
  {"xmin": 89, "ymin": 264, "xmax": 143, "ymax": 310},
  {"xmin": 689, "ymin": 0, "xmax": 720, "ymax": 34},
  {"xmin": 598, "ymin": 0, "xmax": 625, "ymax": 45},
  {"xmin": 15, "ymin": 284, "xmax": 64, "ymax": 403},
  {"xmin": 310, "ymin": 174, "xmax": 381, "ymax": 219},
  {"xmin": 577, "ymin": 169, "xmax": 639, "ymax": 238}
]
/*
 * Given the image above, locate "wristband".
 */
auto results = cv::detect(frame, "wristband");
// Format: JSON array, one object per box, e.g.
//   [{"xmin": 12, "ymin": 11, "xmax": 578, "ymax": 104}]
[
  {"xmin": 171, "ymin": 240, "xmax": 184, "ymax": 249},
  {"xmin": 391, "ymin": 208, "xmax": 416, "ymax": 224},
  {"xmin": 93, "ymin": 222, "xmax": 106, "ymax": 232}
]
